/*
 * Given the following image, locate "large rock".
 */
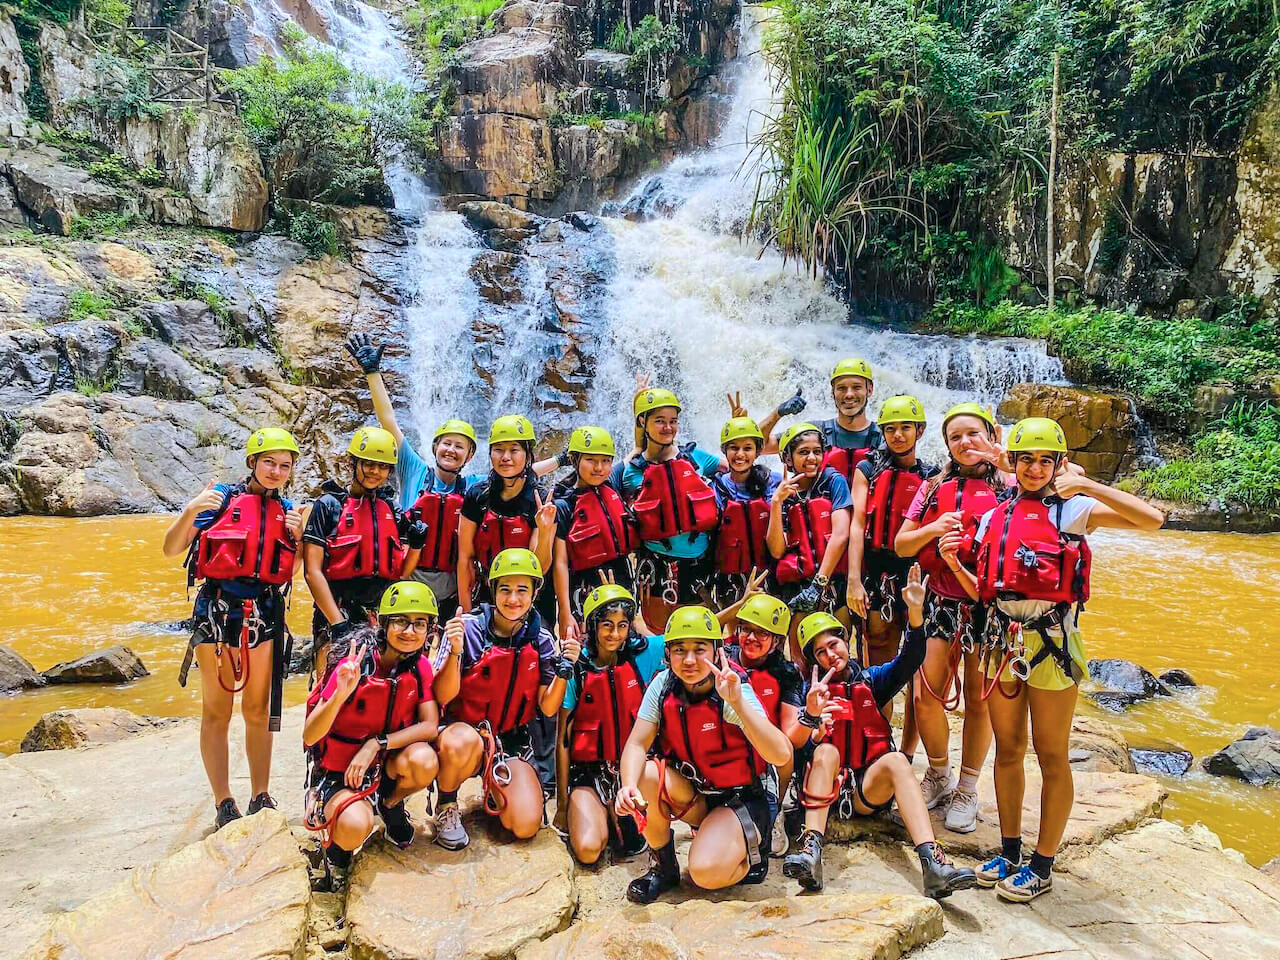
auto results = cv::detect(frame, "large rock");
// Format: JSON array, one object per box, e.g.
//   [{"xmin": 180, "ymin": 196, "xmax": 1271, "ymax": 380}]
[
  {"xmin": 0, "ymin": 146, "xmax": 136, "ymax": 235},
  {"xmin": 1069, "ymin": 714, "xmax": 1135, "ymax": 773},
  {"xmin": 1222, "ymin": 88, "xmax": 1280, "ymax": 307},
  {"xmin": 553, "ymin": 120, "xmax": 650, "ymax": 211},
  {"xmin": 41, "ymin": 644, "xmax": 149, "ymax": 684},
  {"xmin": 999, "ymin": 383, "xmax": 1144, "ymax": 480},
  {"xmin": 0, "ymin": 11, "xmax": 29, "ymax": 137},
  {"xmin": 0, "ymin": 644, "xmax": 43, "ymax": 692},
  {"xmin": 453, "ymin": 29, "xmax": 575, "ymax": 119},
  {"xmin": 439, "ymin": 113, "xmax": 558, "ymax": 206},
  {"xmin": 1087, "ymin": 658, "xmax": 1171, "ymax": 698},
  {"xmin": 1202, "ymin": 726, "xmax": 1280, "ymax": 785},
  {"xmin": 20, "ymin": 707, "xmax": 181, "ymax": 752},
  {"xmin": 521, "ymin": 894, "xmax": 944, "ymax": 960},
  {"xmin": 1129, "ymin": 745, "xmax": 1194, "ymax": 777},
  {"xmin": 27, "ymin": 810, "xmax": 309, "ymax": 960}
]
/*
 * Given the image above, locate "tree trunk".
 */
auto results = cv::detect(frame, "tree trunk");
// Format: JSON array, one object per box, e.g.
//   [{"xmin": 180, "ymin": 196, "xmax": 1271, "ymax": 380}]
[{"xmin": 1046, "ymin": 48, "xmax": 1060, "ymax": 308}]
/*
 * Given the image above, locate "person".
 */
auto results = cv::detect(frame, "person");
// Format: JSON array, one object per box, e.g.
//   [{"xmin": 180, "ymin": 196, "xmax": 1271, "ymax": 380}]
[
  {"xmin": 611, "ymin": 388, "xmax": 721, "ymax": 629},
  {"xmin": 555, "ymin": 582, "xmax": 665, "ymax": 864},
  {"xmin": 162, "ymin": 427, "xmax": 305, "ymax": 828},
  {"xmin": 615, "ymin": 605, "xmax": 794, "ymax": 903},
  {"xmin": 768, "ymin": 422, "xmax": 852, "ymax": 662},
  {"xmin": 551, "ymin": 426, "xmax": 636, "ymax": 633},
  {"xmin": 345, "ymin": 332, "xmax": 482, "ymax": 620},
  {"xmin": 431, "ymin": 549, "xmax": 579, "ymax": 849},
  {"xmin": 711, "ymin": 416, "xmax": 779, "ymax": 607},
  {"xmin": 303, "ymin": 426, "xmax": 426, "ymax": 677},
  {"xmin": 893, "ymin": 402, "xmax": 1003, "ymax": 834},
  {"xmin": 302, "ymin": 581, "xmax": 441, "ymax": 882},
  {"xmin": 782, "ymin": 575, "xmax": 978, "ymax": 899},
  {"xmin": 957, "ymin": 417, "xmax": 1164, "ymax": 901},
  {"xmin": 759, "ymin": 359, "xmax": 884, "ymax": 478}
]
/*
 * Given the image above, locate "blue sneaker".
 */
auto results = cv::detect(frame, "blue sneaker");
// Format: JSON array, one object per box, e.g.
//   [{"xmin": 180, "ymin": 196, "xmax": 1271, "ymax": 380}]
[
  {"xmin": 996, "ymin": 863, "xmax": 1053, "ymax": 902},
  {"xmin": 975, "ymin": 854, "xmax": 1019, "ymax": 888}
]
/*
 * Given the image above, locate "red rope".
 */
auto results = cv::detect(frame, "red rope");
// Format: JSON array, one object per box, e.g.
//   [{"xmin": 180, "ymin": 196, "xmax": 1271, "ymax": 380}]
[
  {"xmin": 304, "ymin": 770, "xmax": 381, "ymax": 849},
  {"xmin": 215, "ymin": 600, "xmax": 255, "ymax": 694}
]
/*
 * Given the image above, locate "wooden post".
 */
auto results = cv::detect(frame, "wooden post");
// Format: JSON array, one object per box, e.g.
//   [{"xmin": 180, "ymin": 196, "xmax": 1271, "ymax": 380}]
[{"xmin": 1046, "ymin": 47, "xmax": 1060, "ymax": 308}]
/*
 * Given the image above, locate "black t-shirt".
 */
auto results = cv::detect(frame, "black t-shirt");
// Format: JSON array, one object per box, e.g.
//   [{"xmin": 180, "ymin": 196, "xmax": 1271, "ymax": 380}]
[
  {"xmin": 461, "ymin": 476, "xmax": 541, "ymax": 525},
  {"xmin": 725, "ymin": 644, "xmax": 805, "ymax": 709}
]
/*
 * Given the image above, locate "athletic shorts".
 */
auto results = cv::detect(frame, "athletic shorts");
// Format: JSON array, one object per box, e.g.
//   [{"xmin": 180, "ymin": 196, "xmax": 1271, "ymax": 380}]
[
  {"xmin": 192, "ymin": 583, "xmax": 284, "ymax": 649},
  {"xmin": 985, "ymin": 623, "xmax": 1087, "ymax": 692}
]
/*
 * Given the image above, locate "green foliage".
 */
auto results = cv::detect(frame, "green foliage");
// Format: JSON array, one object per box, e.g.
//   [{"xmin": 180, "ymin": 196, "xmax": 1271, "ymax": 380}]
[
  {"xmin": 67, "ymin": 211, "xmax": 139, "ymax": 239},
  {"xmin": 608, "ymin": 19, "xmax": 631, "ymax": 53},
  {"xmin": 136, "ymin": 165, "xmax": 167, "ymax": 187},
  {"xmin": 628, "ymin": 15, "xmax": 682, "ymax": 107},
  {"xmin": 90, "ymin": 53, "xmax": 167, "ymax": 120},
  {"xmin": 84, "ymin": 0, "xmax": 130, "ymax": 26},
  {"xmin": 287, "ymin": 209, "xmax": 340, "ymax": 259},
  {"xmin": 87, "ymin": 153, "xmax": 133, "ymax": 185},
  {"xmin": 67, "ymin": 288, "xmax": 116, "ymax": 320}
]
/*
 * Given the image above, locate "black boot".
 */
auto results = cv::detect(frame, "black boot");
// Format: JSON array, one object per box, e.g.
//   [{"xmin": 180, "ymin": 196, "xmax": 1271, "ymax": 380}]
[
  {"xmin": 782, "ymin": 829, "xmax": 824, "ymax": 891},
  {"xmin": 380, "ymin": 797, "xmax": 415, "ymax": 849},
  {"xmin": 626, "ymin": 840, "xmax": 680, "ymax": 904},
  {"xmin": 214, "ymin": 798, "xmax": 242, "ymax": 829},
  {"xmin": 614, "ymin": 811, "xmax": 648, "ymax": 859},
  {"xmin": 320, "ymin": 845, "xmax": 352, "ymax": 893},
  {"xmin": 919, "ymin": 842, "xmax": 978, "ymax": 900},
  {"xmin": 247, "ymin": 792, "xmax": 277, "ymax": 815}
]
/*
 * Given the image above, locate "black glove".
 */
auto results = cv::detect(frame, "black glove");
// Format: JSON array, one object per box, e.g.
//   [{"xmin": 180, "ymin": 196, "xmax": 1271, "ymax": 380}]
[
  {"xmin": 345, "ymin": 332, "xmax": 384, "ymax": 374},
  {"xmin": 557, "ymin": 449, "xmax": 573, "ymax": 468},
  {"xmin": 777, "ymin": 386, "xmax": 806, "ymax": 417},
  {"xmin": 555, "ymin": 656, "xmax": 576, "ymax": 679},
  {"xmin": 790, "ymin": 583, "xmax": 822, "ymax": 614},
  {"xmin": 329, "ymin": 619, "xmax": 355, "ymax": 640},
  {"xmin": 405, "ymin": 519, "xmax": 428, "ymax": 550}
]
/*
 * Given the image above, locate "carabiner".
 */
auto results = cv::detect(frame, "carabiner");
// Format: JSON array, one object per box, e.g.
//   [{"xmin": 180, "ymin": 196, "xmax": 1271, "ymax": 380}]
[
  {"xmin": 837, "ymin": 793, "xmax": 855, "ymax": 821},
  {"xmin": 491, "ymin": 756, "xmax": 513, "ymax": 787},
  {"xmin": 662, "ymin": 563, "xmax": 680, "ymax": 606},
  {"xmin": 1010, "ymin": 656, "xmax": 1031, "ymax": 682}
]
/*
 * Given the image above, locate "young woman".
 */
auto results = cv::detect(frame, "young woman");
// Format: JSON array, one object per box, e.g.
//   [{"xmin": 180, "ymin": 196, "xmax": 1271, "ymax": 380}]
[
  {"xmin": 959, "ymin": 417, "xmax": 1164, "ymax": 901},
  {"xmin": 893, "ymin": 402, "xmax": 1003, "ymax": 835},
  {"xmin": 615, "ymin": 605, "xmax": 793, "ymax": 903},
  {"xmin": 611, "ymin": 388, "xmax": 721, "ymax": 630},
  {"xmin": 768, "ymin": 422, "xmax": 852, "ymax": 662},
  {"xmin": 552, "ymin": 426, "xmax": 636, "ymax": 633},
  {"xmin": 555, "ymin": 582, "xmax": 665, "ymax": 864},
  {"xmin": 303, "ymin": 427, "xmax": 426, "ymax": 677},
  {"xmin": 163, "ymin": 427, "xmax": 304, "ymax": 828},
  {"xmin": 302, "ymin": 581, "xmax": 441, "ymax": 880},
  {"xmin": 711, "ymin": 417, "xmax": 779, "ymax": 607},
  {"xmin": 431, "ymin": 549, "xmax": 578, "ymax": 850},
  {"xmin": 783, "ymin": 579, "xmax": 977, "ymax": 900}
]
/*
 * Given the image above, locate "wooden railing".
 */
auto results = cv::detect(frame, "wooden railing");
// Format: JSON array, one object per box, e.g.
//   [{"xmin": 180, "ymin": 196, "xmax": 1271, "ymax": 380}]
[{"xmin": 83, "ymin": 16, "xmax": 235, "ymax": 106}]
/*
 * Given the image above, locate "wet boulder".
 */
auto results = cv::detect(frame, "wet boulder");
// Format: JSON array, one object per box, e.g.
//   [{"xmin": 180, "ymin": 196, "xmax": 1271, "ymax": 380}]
[
  {"xmin": 41, "ymin": 644, "xmax": 149, "ymax": 684},
  {"xmin": 0, "ymin": 644, "xmax": 43, "ymax": 692},
  {"xmin": 1159, "ymin": 668, "xmax": 1197, "ymax": 688},
  {"xmin": 1087, "ymin": 658, "xmax": 1171, "ymax": 711},
  {"xmin": 1069, "ymin": 715, "xmax": 1135, "ymax": 772},
  {"xmin": 1129, "ymin": 745, "xmax": 1195, "ymax": 777},
  {"xmin": 1202, "ymin": 727, "xmax": 1280, "ymax": 785},
  {"xmin": 20, "ymin": 707, "xmax": 180, "ymax": 752},
  {"xmin": 999, "ymin": 384, "xmax": 1144, "ymax": 480}
]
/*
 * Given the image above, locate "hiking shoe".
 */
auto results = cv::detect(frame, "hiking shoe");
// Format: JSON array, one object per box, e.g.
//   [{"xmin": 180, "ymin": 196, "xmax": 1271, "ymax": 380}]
[
  {"xmin": 247, "ymin": 792, "xmax": 277, "ymax": 815},
  {"xmin": 782, "ymin": 829, "xmax": 825, "ymax": 892},
  {"xmin": 215, "ymin": 798, "xmax": 242, "ymax": 829},
  {"xmin": 944, "ymin": 788, "xmax": 979, "ymax": 833},
  {"xmin": 380, "ymin": 798, "xmax": 415, "ymax": 849},
  {"xmin": 771, "ymin": 813, "xmax": 789, "ymax": 857},
  {"xmin": 975, "ymin": 854, "xmax": 1020, "ymax": 888},
  {"xmin": 997, "ymin": 864, "xmax": 1053, "ymax": 902},
  {"xmin": 433, "ymin": 802, "xmax": 469, "ymax": 850},
  {"xmin": 626, "ymin": 841, "xmax": 680, "ymax": 904},
  {"xmin": 920, "ymin": 843, "xmax": 978, "ymax": 900},
  {"xmin": 920, "ymin": 769, "xmax": 956, "ymax": 810}
]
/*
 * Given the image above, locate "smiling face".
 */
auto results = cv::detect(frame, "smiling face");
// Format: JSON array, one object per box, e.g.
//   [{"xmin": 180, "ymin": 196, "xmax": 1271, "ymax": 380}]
[
  {"xmin": 384, "ymin": 614, "xmax": 433, "ymax": 655},
  {"xmin": 832, "ymin": 376, "xmax": 872, "ymax": 418},
  {"xmin": 576, "ymin": 452, "xmax": 614, "ymax": 487},
  {"xmin": 353, "ymin": 457, "xmax": 392, "ymax": 491},
  {"xmin": 881, "ymin": 421, "xmax": 921, "ymax": 456},
  {"xmin": 434, "ymin": 434, "xmax": 474, "ymax": 473},
  {"xmin": 736, "ymin": 623, "xmax": 782, "ymax": 665},
  {"xmin": 490, "ymin": 440, "xmax": 528, "ymax": 479},
  {"xmin": 944, "ymin": 415, "xmax": 993, "ymax": 468},
  {"xmin": 787, "ymin": 434, "xmax": 825, "ymax": 480},
  {"xmin": 1014, "ymin": 450, "xmax": 1060, "ymax": 494},
  {"xmin": 810, "ymin": 631, "xmax": 850, "ymax": 674},
  {"xmin": 666, "ymin": 637, "xmax": 717, "ymax": 686},
  {"xmin": 643, "ymin": 407, "xmax": 680, "ymax": 446},
  {"xmin": 492, "ymin": 574, "xmax": 535, "ymax": 621},
  {"xmin": 592, "ymin": 608, "xmax": 631, "ymax": 656},
  {"xmin": 249, "ymin": 451, "xmax": 294, "ymax": 491},
  {"xmin": 723, "ymin": 437, "xmax": 761, "ymax": 476}
]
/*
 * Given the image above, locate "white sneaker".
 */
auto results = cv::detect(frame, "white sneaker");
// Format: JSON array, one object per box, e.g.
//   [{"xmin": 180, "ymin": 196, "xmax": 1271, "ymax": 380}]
[
  {"xmin": 433, "ymin": 802, "xmax": 470, "ymax": 850},
  {"xmin": 771, "ymin": 814, "xmax": 788, "ymax": 857},
  {"xmin": 920, "ymin": 769, "xmax": 957, "ymax": 810},
  {"xmin": 944, "ymin": 788, "xmax": 979, "ymax": 833}
]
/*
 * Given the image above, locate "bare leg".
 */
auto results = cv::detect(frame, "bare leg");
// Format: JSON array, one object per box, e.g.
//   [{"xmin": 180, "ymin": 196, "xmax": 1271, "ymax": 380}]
[
  {"xmin": 196, "ymin": 643, "xmax": 234, "ymax": 804},
  {"xmin": 495, "ymin": 758, "xmax": 545, "ymax": 839},
  {"xmin": 1027, "ymin": 684, "xmax": 1078, "ymax": 857},
  {"xmin": 325, "ymin": 792, "xmax": 377, "ymax": 852},
  {"xmin": 384, "ymin": 742, "xmax": 439, "ymax": 806},
  {"xmin": 636, "ymin": 759, "xmax": 705, "ymax": 848},
  {"xmin": 913, "ymin": 635, "xmax": 956, "ymax": 773},
  {"xmin": 858, "ymin": 752, "xmax": 933, "ymax": 843},
  {"xmin": 435, "ymin": 723, "xmax": 484, "ymax": 792},
  {"xmin": 686, "ymin": 806, "xmax": 751, "ymax": 889},
  {"xmin": 801, "ymin": 743, "xmax": 840, "ymax": 835},
  {"xmin": 568, "ymin": 787, "xmax": 610, "ymax": 864},
  {"xmin": 986, "ymin": 681, "xmax": 1029, "ymax": 842},
  {"xmin": 959, "ymin": 649, "xmax": 993, "ymax": 775},
  {"xmin": 239, "ymin": 641, "xmax": 275, "ymax": 798}
]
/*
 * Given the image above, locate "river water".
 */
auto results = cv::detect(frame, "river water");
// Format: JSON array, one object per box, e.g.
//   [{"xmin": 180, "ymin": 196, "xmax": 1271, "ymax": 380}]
[{"xmin": 0, "ymin": 516, "xmax": 1276, "ymax": 865}]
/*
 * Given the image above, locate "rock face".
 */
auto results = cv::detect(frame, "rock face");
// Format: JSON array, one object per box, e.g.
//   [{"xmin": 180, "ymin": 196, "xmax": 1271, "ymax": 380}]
[
  {"xmin": 20, "ymin": 707, "xmax": 180, "ymax": 752},
  {"xmin": 0, "ymin": 146, "xmax": 137, "ymax": 235},
  {"xmin": 0, "ymin": 645, "xmax": 44, "ymax": 692},
  {"xmin": 0, "ymin": 11, "xmax": 29, "ymax": 137},
  {"xmin": 1202, "ymin": 727, "xmax": 1280, "ymax": 785},
  {"xmin": 1069, "ymin": 715, "xmax": 1136, "ymax": 773},
  {"xmin": 28, "ymin": 810, "xmax": 309, "ymax": 960},
  {"xmin": 1129, "ymin": 746, "xmax": 1194, "ymax": 778},
  {"xmin": 40, "ymin": 645, "xmax": 149, "ymax": 684},
  {"xmin": 999, "ymin": 383, "xmax": 1145, "ymax": 480}
]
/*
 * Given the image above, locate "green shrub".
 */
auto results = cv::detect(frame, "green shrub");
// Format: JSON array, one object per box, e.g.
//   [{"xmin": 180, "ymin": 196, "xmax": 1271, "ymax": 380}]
[
  {"xmin": 67, "ymin": 288, "xmax": 116, "ymax": 320},
  {"xmin": 136, "ymin": 166, "xmax": 167, "ymax": 187},
  {"xmin": 87, "ymin": 154, "xmax": 133, "ymax": 185},
  {"xmin": 287, "ymin": 210, "xmax": 340, "ymax": 259},
  {"xmin": 84, "ymin": 0, "xmax": 131, "ymax": 25},
  {"xmin": 67, "ymin": 211, "xmax": 139, "ymax": 239}
]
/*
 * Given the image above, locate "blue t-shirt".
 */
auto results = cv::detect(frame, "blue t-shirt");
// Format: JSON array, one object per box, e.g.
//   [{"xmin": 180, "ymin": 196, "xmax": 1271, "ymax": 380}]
[
  {"xmin": 794, "ymin": 467, "xmax": 853, "ymax": 512},
  {"xmin": 396, "ymin": 435, "xmax": 480, "ymax": 511},
  {"xmin": 561, "ymin": 634, "xmax": 666, "ymax": 712},
  {"xmin": 610, "ymin": 446, "xmax": 721, "ymax": 558},
  {"xmin": 712, "ymin": 468, "xmax": 781, "ymax": 507}
]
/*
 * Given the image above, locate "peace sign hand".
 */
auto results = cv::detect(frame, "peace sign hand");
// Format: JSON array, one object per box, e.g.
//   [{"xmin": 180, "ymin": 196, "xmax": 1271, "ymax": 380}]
[
  {"xmin": 534, "ymin": 489, "xmax": 557, "ymax": 530},
  {"xmin": 726, "ymin": 391, "xmax": 748, "ymax": 418},
  {"xmin": 741, "ymin": 566, "xmax": 768, "ymax": 601},
  {"xmin": 704, "ymin": 650, "xmax": 743, "ymax": 705},
  {"xmin": 806, "ymin": 665, "xmax": 835, "ymax": 717},
  {"xmin": 772, "ymin": 467, "xmax": 800, "ymax": 506}
]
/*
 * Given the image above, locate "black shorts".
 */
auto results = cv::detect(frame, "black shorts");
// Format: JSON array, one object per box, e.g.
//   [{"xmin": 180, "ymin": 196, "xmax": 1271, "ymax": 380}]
[
  {"xmin": 567, "ymin": 558, "xmax": 635, "ymax": 619},
  {"xmin": 312, "ymin": 578, "xmax": 390, "ymax": 638},
  {"xmin": 635, "ymin": 547, "xmax": 714, "ymax": 605},
  {"xmin": 864, "ymin": 549, "xmax": 913, "ymax": 619},
  {"xmin": 777, "ymin": 574, "xmax": 846, "ymax": 613},
  {"xmin": 568, "ymin": 761, "xmax": 619, "ymax": 805},
  {"xmin": 923, "ymin": 592, "xmax": 984, "ymax": 646},
  {"xmin": 710, "ymin": 570, "xmax": 773, "ymax": 609},
  {"xmin": 306, "ymin": 765, "xmax": 378, "ymax": 813},
  {"xmin": 192, "ymin": 584, "xmax": 285, "ymax": 649},
  {"xmin": 704, "ymin": 783, "xmax": 772, "ymax": 869}
]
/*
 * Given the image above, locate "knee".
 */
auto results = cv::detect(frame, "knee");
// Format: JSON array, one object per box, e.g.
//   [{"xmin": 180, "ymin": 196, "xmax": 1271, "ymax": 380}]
[
  {"xmin": 399, "ymin": 745, "xmax": 439, "ymax": 786},
  {"xmin": 811, "ymin": 742, "xmax": 840, "ymax": 773},
  {"xmin": 686, "ymin": 848, "xmax": 731, "ymax": 890},
  {"xmin": 963, "ymin": 684, "xmax": 989, "ymax": 716},
  {"xmin": 571, "ymin": 829, "xmax": 606, "ymax": 864},
  {"xmin": 332, "ymin": 804, "xmax": 375, "ymax": 850},
  {"xmin": 439, "ymin": 726, "xmax": 482, "ymax": 766},
  {"xmin": 240, "ymin": 696, "xmax": 269, "ymax": 727},
  {"xmin": 995, "ymin": 734, "xmax": 1028, "ymax": 764},
  {"xmin": 637, "ymin": 759, "xmax": 661, "ymax": 796},
  {"xmin": 1033, "ymin": 740, "xmax": 1071, "ymax": 775},
  {"xmin": 202, "ymin": 699, "xmax": 233, "ymax": 728},
  {"xmin": 510, "ymin": 812, "xmax": 542, "ymax": 840},
  {"xmin": 881, "ymin": 750, "xmax": 912, "ymax": 776}
]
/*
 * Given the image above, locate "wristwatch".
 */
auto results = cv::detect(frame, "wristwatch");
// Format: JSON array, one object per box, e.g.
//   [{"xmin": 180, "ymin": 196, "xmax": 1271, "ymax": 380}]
[
  {"xmin": 813, "ymin": 574, "xmax": 830, "ymax": 589},
  {"xmin": 376, "ymin": 734, "xmax": 388, "ymax": 750},
  {"xmin": 555, "ymin": 657, "xmax": 575, "ymax": 679}
]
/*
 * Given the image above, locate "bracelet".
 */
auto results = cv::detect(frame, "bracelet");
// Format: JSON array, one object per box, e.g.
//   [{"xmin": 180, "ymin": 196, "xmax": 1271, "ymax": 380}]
[
  {"xmin": 555, "ymin": 657, "xmax": 575, "ymax": 679},
  {"xmin": 799, "ymin": 711, "xmax": 821, "ymax": 729},
  {"xmin": 813, "ymin": 574, "xmax": 830, "ymax": 588}
]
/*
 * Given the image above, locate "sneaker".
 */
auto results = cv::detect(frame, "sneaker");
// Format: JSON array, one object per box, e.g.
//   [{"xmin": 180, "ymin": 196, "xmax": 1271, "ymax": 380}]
[
  {"xmin": 214, "ymin": 798, "xmax": 242, "ymax": 829},
  {"xmin": 919, "ymin": 843, "xmax": 978, "ymax": 900},
  {"xmin": 380, "ymin": 799, "xmax": 415, "ymax": 849},
  {"xmin": 433, "ymin": 802, "xmax": 470, "ymax": 850},
  {"xmin": 997, "ymin": 864, "xmax": 1053, "ymax": 902},
  {"xmin": 782, "ymin": 829, "xmax": 824, "ymax": 892},
  {"xmin": 626, "ymin": 841, "xmax": 681, "ymax": 904},
  {"xmin": 920, "ymin": 769, "xmax": 957, "ymax": 810},
  {"xmin": 975, "ymin": 854, "xmax": 1020, "ymax": 888},
  {"xmin": 944, "ymin": 788, "xmax": 979, "ymax": 833},
  {"xmin": 771, "ymin": 813, "xmax": 788, "ymax": 858},
  {"xmin": 246, "ymin": 792, "xmax": 277, "ymax": 815}
]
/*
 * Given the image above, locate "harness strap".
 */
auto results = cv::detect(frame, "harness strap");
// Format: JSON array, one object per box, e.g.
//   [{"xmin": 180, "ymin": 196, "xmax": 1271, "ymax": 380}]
[
  {"xmin": 304, "ymin": 765, "xmax": 381, "ymax": 849},
  {"xmin": 656, "ymin": 757, "xmax": 699, "ymax": 822},
  {"xmin": 731, "ymin": 800, "xmax": 763, "ymax": 868},
  {"xmin": 477, "ymin": 721, "xmax": 513, "ymax": 816}
]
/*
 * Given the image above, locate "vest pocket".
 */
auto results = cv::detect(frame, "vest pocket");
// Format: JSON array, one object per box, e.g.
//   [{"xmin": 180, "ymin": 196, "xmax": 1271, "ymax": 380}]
[
  {"xmin": 200, "ymin": 527, "xmax": 250, "ymax": 579},
  {"xmin": 567, "ymin": 522, "xmax": 611, "ymax": 569},
  {"xmin": 686, "ymin": 486, "xmax": 719, "ymax": 533},
  {"xmin": 325, "ymin": 533, "xmax": 365, "ymax": 579}
]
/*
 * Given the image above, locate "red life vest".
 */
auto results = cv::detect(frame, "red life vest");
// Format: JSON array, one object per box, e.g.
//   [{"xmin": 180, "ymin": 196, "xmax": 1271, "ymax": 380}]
[
  {"xmin": 409, "ymin": 490, "xmax": 463, "ymax": 572},
  {"xmin": 193, "ymin": 488, "xmax": 296, "ymax": 586},
  {"xmin": 715, "ymin": 498, "xmax": 771, "ymax": 575},
  {"xmin": 630, "ymin": 453, "xmax": 719, "ymax": 542},
  {"xmin": 744, "ymin": 664, "xmax": 783, "ymax": 728},
  {"xmin": 658, "ymin": 683, "xmax": 764, "ymax": 790},
  {"xmin": 472, "ymin": 510, "xmax": 533, "ymax": 569},
  {"xmin": 567, "ymin": 657, "xmax": 646, "ymax": 765},
  {"xmin": 865, "ymin": 466, "xmax": 926, "ymax": 552},
  {"xmin": 777, "ymin": 495, "xmax": 847, "ymax": 584},
  {"xmin": 916, "ymin": 476, "xmax": 998, "ymax": 598},
  {"xmin": 323, "ymin": 495, "xmax": 405, "ymax": 582},
  {"xmin": 307, "ymin": 655, "xmax": 431, "ymax": 772},
  {"xmin": 564, "ymin": 485, "xmax": 636, "ymax": 571},
  {"xmin": 976, "ymin": 497, "xmax": 1091, "ymax": 607},
  {"xmin": 448, "ymin": 640, "xmax": 542, "ymax": 734},
  {"xmin": 822, "ymin": 445, "xmax": 873, "ymax": 487},
  {"xmin": 821, "ymin": 675, "xmax": 894, "ymax": 773}
]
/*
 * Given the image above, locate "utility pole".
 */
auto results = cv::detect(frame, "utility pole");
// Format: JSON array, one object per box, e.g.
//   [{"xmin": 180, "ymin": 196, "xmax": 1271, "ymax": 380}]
[{"xmin": 1046, "ymin": 47, "xmax": 1060, "ymax": 308}]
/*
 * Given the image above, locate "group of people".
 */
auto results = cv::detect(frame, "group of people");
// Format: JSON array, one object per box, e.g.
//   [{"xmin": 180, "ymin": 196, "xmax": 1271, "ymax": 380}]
[{"xmin": 162, "ymin": 335, "xmax": 1165, "ymax": 906}]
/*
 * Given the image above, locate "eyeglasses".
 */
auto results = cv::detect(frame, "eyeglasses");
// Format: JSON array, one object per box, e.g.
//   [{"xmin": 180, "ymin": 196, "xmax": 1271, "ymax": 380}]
[
  {"xmin": 387, "ymin": 616, "xmax": 436, "ymax": 633},
  {"xmin": 737, "ymin": 624, "xmax": 781, "ymax": 642}
]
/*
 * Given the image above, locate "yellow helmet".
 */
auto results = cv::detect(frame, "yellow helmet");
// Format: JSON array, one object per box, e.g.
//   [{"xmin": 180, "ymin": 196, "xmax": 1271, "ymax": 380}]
[
  {"xmin": 878, "ymin": 395, "xmax": 926, "ymax": 425},
  {"xmin": 736, "ymin": 594, "xmax": 791, "ymax": 636},
  {"xmin": 941, "ymin": 402, "xmax": 996, "ymax": 437},
  {"xmin": 347, "ymin": 426, "xmax": 397, "ymax": 465},
  {"xmin": 797, "ymin": 612, "xmax": 845, "ymax": 660},
  {"xmin": 1007, "ymin": 417, "xmax": 1068, "ymax": 454},
  {"xmin": 720, "ymin": 416, "xmax": 765, "ymax": 448},
  {"xmin": 433, "ymin": 419, "xmax": 478, "ymax": 448},
  {"xmin": 568, "ymin": 425, "xmax": 617, "ymax": 457},
  {"xmin": 634, "ymin": 388, "xmax": 682, "ymax": 419},
  {"xmin": 378, "ymin": 580, "xmax": 439, "ymax": 618},
  {"xmin": 778, "ymin": 421, "xmax": 824, "ymax": 457},
  {"xmin": 664, "ymin": 605, "xmax": 722, "ymax": 644},
  {"xmin": 489, "ymin": 414, "xmax": 537, "ymax": 445},
  {"xmin": 582, "ymin": 583, "xmax": 636, "ymax": 622},
  {"xmin": 830, "ymin": 357, "xmax": 874, "ymax": 384},
  {"xmin": 487, "ymin": 547, "xmax": 543, "ymax": 583},
  {"xmin": 245, "ymin": 427, "xmax": 299, "ymax": 459}
]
